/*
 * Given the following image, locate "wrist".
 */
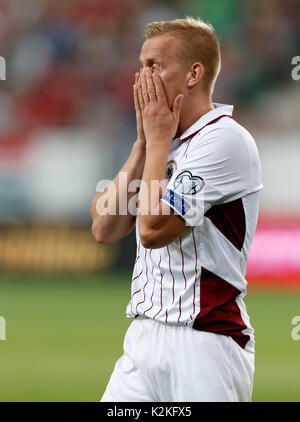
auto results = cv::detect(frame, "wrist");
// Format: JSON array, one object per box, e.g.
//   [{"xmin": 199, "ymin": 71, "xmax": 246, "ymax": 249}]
[
  {"xmin": 132, "ymin": 139, "xmax": 146, "ymax": 156},
  {"xmin": 144, "ymin": 141, "xmax": 169, "ymax": 174},
  {"xmin": 146, "ymin": 137, "xmax": 172, "ymax": 150}
]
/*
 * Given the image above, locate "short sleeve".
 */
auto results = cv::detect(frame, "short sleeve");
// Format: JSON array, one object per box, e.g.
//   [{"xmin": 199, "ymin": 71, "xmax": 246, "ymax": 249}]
[{"xmin": 160, "ymin": 126, "xmax": 263, "ymax": 227}]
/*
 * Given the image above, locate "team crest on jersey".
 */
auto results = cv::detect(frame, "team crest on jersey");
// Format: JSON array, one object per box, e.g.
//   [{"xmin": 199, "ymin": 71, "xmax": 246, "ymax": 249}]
[
  {"xmin": 174, "ymin": 170, "xmax": 204, "ymax": 195},
  {"xmin": 166, "ymin": 160, "xmax": 177, "ymax": 181}
]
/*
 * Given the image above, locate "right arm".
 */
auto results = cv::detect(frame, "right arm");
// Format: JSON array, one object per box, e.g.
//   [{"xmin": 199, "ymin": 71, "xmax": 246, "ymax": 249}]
[{"xmin": 91, "ymin": 72, "xmax": 145, "ymax": 243}]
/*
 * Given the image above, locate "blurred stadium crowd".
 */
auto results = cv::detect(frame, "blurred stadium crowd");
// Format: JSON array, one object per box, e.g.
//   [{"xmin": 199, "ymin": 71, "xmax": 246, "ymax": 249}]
[{"xmin": 0, "ymin": 0, "xmax": 299, "ymax": 146}]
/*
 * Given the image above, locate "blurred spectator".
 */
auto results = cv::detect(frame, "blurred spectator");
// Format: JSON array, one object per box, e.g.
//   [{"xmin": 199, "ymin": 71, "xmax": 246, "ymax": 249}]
[
  {"xmin": 0, "ymin": 0, "xmax": 299, "ymax": 223},
  {"xmin": 0, "ymin": 0, "xmax": 298, "ymax": 148}
]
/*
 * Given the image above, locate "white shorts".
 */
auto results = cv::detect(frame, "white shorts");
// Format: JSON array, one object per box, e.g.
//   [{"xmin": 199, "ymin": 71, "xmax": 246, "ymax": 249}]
[{"xmin": 100, "ymin": 316, "xmax": 254, "ymax": 402}]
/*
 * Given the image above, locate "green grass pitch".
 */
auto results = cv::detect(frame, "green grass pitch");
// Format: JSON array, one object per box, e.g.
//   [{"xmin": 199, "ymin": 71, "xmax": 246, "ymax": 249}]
[{"xmin": 0, "ymin": 271, "xmax": 299, "ymax": 402}]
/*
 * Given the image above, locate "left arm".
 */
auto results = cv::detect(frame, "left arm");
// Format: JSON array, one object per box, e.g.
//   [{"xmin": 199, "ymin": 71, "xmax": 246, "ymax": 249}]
[{"xmin": 136, "ymin": 67, "xmax": 187, "ymax": 248}]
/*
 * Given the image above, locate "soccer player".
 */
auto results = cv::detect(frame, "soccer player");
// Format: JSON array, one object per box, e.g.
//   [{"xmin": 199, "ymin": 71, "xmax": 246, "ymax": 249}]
[{"xmin": 91, "ymin": 17, "xmax": 263, "ymax": 402}]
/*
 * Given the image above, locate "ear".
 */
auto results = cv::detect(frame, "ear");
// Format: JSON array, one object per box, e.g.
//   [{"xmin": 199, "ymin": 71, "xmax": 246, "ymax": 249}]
[{"xmin": 187, "ymin": 63, "xmax": 205, "ymax": 88}]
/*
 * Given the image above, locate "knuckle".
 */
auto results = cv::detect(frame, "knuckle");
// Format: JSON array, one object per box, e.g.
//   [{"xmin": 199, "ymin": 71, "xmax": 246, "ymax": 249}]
[{"xmin": 148, "ymin": 105, "xmax": 157, "ymax": 114}]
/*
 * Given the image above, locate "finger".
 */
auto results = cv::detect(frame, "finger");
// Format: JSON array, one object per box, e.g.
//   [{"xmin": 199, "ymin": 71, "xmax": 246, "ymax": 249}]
[
  {"xmin": 140, "ymin": 67, "xmax": 149, "ymax": 105},
  {"xmin": 133, "ymin": 83, "xmax": 141, "ymax": 115},
  {"xmin": 137, "ymin": 79, "xmax": 145, "ymax": 110},
  {"xmin": 153, "ymin": 71, "xmax": 167, "ymax": 103},
  {"xmin": 138, "ymin": 68, "xmax": 143, "ymax": 86},
  {"xmin": 172, "ymin": 94, "xmax": 184, "ymax": 122},
  {"xmin": 134, "ymin": 73, "xmax": 140, "ymax": 110},
  {"xmin": 145, "ymin": 67, "xmax": 157, "ymax": 102}
]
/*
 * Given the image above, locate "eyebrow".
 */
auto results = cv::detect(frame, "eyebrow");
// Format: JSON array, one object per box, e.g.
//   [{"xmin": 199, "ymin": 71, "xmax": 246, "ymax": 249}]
[{"xmin": 139, "ymin": 56, "xmax": 157, "ymax": 65}]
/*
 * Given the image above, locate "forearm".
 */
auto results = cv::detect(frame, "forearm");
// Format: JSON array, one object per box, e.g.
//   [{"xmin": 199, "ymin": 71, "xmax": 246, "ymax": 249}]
[
  {"xmin": 138, "ymin": 141, "xmax": 170, "ymax": 232},
  {"xmin": 91, "ymin": 140, "xmax": 145, "ymax": 243}
]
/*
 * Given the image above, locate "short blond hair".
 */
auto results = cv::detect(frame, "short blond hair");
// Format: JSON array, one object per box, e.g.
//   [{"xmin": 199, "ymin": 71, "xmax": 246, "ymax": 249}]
[{"xmin": 144, "ymin": 17, "xmax": 221, "ymax": 93}]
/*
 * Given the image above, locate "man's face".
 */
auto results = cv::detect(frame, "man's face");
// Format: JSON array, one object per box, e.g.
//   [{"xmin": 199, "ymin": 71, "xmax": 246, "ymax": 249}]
[{"xmin": 139, "ymin": 35, "xmax": 187, "ymax": 108}]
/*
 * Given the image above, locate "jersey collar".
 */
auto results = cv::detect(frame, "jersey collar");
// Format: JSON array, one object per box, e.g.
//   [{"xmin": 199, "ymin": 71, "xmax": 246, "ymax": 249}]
[{"xmin": 173, "ymin": 103, "xmax": 234, "ymax": 143}]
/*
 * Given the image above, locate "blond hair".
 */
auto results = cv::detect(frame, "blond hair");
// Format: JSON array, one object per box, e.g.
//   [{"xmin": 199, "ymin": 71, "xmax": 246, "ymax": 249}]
[{"xmin": 144, "ymin": 17, "xmax": 221, "ymax": 93}]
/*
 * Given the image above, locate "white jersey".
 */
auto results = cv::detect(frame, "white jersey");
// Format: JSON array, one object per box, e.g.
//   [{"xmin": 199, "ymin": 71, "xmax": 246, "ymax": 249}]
[{"xmin": 126, "ymin": 103, "xmax": 263, "ymax": 353}]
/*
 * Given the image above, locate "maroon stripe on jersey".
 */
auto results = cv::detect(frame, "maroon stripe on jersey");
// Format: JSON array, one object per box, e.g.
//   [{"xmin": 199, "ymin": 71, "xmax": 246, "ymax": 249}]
[
  {"xmin": 205, "ymin": 198, "xmax": 246, "ymax": 251},
  {"xmin": 179, "ymin": 236, "xmax": 187, "ymax": 289},
  {"xmin": 189, "ymin": 228, "xmax": 198, "ymax": 321},
  {"xmin": 183, "ymin": 138, "xmax": 192, "ymax": 158},
  {"xmin": 178, "ymin": 295, "xmax": 182, "ymax": 323},
  {"xmin": 178, "ymin": 237, "xmax": 187, "ymax": 325},
  {"xmin": 193, "ymin": 267, "xmax": 250, "ymax": 349},
  {"xmin": 166, "ymin": 245, "xmax": 175, "ymax": 304},
  {"xmin": 131, "ymin": 270, "xmax": 143, "ymax": 312},
  {"xmin": 132, "ymin": 270, "xmax": 143, "ymax": 283},
  {"xmin": 144, "ymin": 256, "xmax": 160, "ymax": 315},
  {"xmin": 131, "ymin": 287, "xmax": 142, "ymax": 314},
  {"xmin": 135, "ymin": 241, "xmax": 141, "ymax": 263},
  {"xmin": 165, "ymin": 309, "xmax": 168, "ymax": 323},
  {"xmin": 153, "ymin": 257, "xmax": 164, "ymax": 320},
  {"xmin": 130, "ymin": 270, "xmax": 143, "ymax": 313},
  {"xmin": 132, "ymin": 287, "xmax": 142, "ymax": 297},
  {"xmin": 179, "ymin": 115, "xmax": 232, "ymax": 143},
  {"xmin": 135, "ymin": 250, "xmax": 149, "ymax": 313}
]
